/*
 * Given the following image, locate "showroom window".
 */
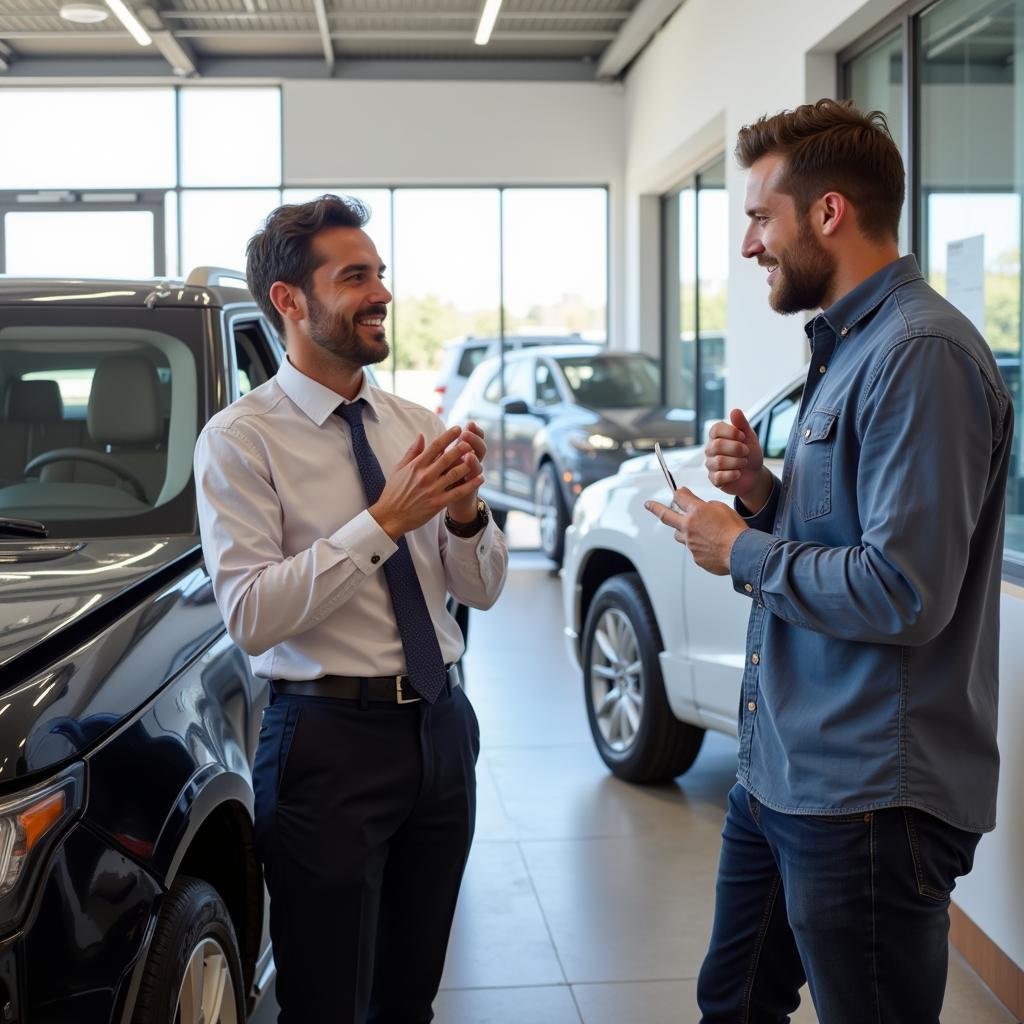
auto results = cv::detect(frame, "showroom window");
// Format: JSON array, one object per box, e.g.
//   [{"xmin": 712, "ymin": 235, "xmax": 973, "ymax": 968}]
[
  {"xmin": 661, "ymin": 155, "xmax": 728, "ymax": 437},
  {"xmin": 842, "ymin": 0, "xmax": 1024, "ymax": 576},
  {"xmin": 0, "ymin": 86, "xmax": 281, "ymax": 280},
  {"xmin": 0, "ymin": 89, "xmax": 608, "ymax": 403},
  {"xmin": 845, "ymin": 26, "xmax": 910, "ymax": 250},
  {"xmin": 283, "ymin": 186, "xmax": 607, "ymax": 381}
]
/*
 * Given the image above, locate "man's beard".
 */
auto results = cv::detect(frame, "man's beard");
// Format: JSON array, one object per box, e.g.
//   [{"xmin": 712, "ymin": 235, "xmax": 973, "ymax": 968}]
[
  {"xmin": 306, "ymin": 296, "xmax": 390, "ymax": 366},
  {"xmin": 766, "ymin": 219, "xmax": 837, "ymax": 315}
]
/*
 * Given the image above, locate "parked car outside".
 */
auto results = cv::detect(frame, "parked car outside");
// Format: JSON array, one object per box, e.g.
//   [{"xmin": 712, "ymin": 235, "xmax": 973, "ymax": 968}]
[
  {"xmin": 448, "ymin": 344, "xmax": 696, "ymax": 564},
  {"xmin": 432, "ymin": 330, "xmax": 585, "ymax": 420},
  {"xmin": 0, "ymin": 268, "xmax": 293, "ymax": 1023},
  {"xmin": 560, "ymin": 372, "xmax": 804, "ymax": 782}
]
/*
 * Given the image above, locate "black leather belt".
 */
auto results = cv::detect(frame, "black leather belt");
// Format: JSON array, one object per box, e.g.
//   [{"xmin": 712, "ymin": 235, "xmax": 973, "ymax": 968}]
[{"xmin": 271, "ymin": 664, "xmax": 460, "ymax": 704}]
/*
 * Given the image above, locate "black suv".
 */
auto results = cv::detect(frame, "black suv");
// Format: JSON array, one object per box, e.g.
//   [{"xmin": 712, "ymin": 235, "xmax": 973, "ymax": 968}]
[{"xmin": 0, "ymin": 269, "xmax": 284, "ymax": 1023}]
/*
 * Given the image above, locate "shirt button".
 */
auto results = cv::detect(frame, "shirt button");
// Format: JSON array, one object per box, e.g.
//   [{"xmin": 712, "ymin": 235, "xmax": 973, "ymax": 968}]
[
  {"xmin": 747, "ymin": 700, "xmax": 757, "ymax": 712},
  {"xmin": 804, "ymin": 428, "xmax": 812, "ymax": 439},
  {"xmin": 744, "ymin": 583, "xmax": 753, "ymax": 593},
  {"xmin": 371, "ymin": 554, "xmax": 381, "ymax": 565},
  {"xmin": 751, "ymin": 653, "xmax": 760, "ymax": 665},
  {"xmin": 819, "ymin": 364, "xmax": 827, "ymax": 374},
  {"xmin": 840, "ymin": 327, "xmax": 849, "ymax": 337}
]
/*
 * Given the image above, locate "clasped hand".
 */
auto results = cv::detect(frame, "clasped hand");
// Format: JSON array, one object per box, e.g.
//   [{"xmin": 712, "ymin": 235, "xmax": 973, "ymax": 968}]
[
  {"xmin": 370, "ymin": 422, "xmax": 486, "ymax": 541},
  {"xmin": 643, "ymin": 408, "xmax": 767, "ymax": 575}
]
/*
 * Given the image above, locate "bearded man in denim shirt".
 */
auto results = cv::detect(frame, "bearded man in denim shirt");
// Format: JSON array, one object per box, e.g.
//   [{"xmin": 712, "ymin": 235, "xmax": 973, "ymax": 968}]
[{"xmin": 645, "ymin": 99, "xmax": 1013, "ymax": 1023}]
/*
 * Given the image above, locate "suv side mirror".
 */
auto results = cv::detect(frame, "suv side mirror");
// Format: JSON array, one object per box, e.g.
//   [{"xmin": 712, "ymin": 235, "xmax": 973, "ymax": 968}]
[{"xmin": 500, "ymin": 397, "xmax": 530, "ymax": 415}]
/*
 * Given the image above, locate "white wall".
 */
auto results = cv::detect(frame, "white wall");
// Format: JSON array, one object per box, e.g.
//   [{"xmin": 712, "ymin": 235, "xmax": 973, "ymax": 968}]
[
  {"xmin": 622, "ymin": 0, "xmax": 1024, "ymax": 978},
  {"xmin": 283, "ymin": 80, "xmax": 627, "ymax": 345},
  {"xmin": 956, "ymin": 582, "xmax": 1024, "ymax": 969},
  {"xmin": 621, "ymin": 0, "xmax": 905, "ymax": 410}
]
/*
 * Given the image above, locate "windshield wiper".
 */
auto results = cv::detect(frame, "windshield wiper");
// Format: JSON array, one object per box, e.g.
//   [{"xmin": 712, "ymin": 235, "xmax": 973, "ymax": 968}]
[{"xmin": 0, "ymin": 517, "xmax": 49, "ymax": 538}]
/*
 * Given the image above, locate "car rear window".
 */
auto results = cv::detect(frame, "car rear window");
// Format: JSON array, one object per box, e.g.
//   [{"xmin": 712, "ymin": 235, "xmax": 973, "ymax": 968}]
[{"xmin": 457, "ymin": 344, "xmax": 490, "ymax": 378}]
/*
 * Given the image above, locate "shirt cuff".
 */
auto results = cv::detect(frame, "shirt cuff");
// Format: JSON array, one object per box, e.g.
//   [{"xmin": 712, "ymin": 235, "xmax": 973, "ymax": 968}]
[
  {"xmin": 329, "ymin": 509, "xmax": 398, "ymax": 575},
  {"xmin": 730, "ymin": 527, "xmax": 776, "ymax": 603},
  {"xmin": 734, "ymin": 472, "xmax": 780, "ymax": 532},
  {"xmin": 445, "ymin": 515, "xmax": 497, "ymax": 561}
]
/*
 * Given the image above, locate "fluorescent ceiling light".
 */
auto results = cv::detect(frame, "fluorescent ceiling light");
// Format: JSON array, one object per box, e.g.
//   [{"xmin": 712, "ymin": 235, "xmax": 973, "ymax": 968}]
[
  {"xmin": 104, "ymin": 0, "xmax": 151, "ymax": 46},
  {"xmin": 474, "ymin": 0, "xmax": 503, "ymax": 46}
]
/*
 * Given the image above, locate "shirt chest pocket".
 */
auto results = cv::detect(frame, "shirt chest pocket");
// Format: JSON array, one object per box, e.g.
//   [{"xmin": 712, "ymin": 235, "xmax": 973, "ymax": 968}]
[{"xmin": 793, "ymin": 407, "xmax": 839, "ymax": 521}]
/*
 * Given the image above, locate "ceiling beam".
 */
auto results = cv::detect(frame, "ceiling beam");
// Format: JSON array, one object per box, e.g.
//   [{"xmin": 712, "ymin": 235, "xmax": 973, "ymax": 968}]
[
  {"xmin": 310, "ymin": 0, "xmax": 333, "ymax": 72},
  {"xmin": 0, "ymin": 26, "xmax": 618, "ymax": 41},
  {"xmin": 138, "ymin": 5, "xmax": 198, "ymax": 75},
  {"xmin": 177, "ymin": 29, "xmax": 618, "ymax": 41},
  {"xmin": 596, "ymin": 0, "xmax": 683, "ymax": 79},
  {"xmin": 154, "ymin": 8, "xmax": 632, "ymax": 22},
  {"xmin": 0, "ymin": 54, "xmax": 599, "ymax": 79}
]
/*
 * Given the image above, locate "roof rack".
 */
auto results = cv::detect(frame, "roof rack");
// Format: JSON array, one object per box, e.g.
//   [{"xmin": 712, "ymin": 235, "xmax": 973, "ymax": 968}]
[{"xmin": 185, "ymin": 266, "xmax": 248, "ymax": 289}]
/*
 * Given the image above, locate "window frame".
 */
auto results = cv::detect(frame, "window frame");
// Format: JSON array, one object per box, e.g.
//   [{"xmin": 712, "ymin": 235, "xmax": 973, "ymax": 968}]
[
  {"xmin": 0, "ymin": 191, "xmax": 167, "ymax": 276},
  {"xmin": 840, "ymin": 0, "xmax": 1024, "ymax": 584},
  {"xmin": 0, "ymin": 84, "xmax": 284, "ymax": 279},
  {"xmin": 660, "ymin": 155, "xmax": 728, "ymax": 431}
]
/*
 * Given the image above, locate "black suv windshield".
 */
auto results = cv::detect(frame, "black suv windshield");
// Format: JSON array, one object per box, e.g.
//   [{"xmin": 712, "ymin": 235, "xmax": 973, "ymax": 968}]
[
  {"xmin": 555, "ymin": 354, "xmax": 661, "ymax": 409},
  {"xmin": 0, "ymin": 306, "xmax": 205, "ymax": 539}
]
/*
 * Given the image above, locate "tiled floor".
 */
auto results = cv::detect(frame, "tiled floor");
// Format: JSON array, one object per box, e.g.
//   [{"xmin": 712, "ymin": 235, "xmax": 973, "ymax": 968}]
[{"xmin": 251, "ymin": 520, "xmax": 1018, "ymax": 1023}]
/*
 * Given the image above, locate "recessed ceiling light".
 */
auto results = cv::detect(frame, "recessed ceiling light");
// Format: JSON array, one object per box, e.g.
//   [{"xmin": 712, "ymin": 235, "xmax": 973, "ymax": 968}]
[{"xmin": 59, "ymin": 2, "xmax": 110, "ymax": 23}]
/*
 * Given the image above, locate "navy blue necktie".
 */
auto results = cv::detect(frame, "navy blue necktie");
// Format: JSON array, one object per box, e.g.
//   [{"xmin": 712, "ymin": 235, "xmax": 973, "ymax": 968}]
[{"xmin": 335, "ymin": 400, "xmax": 448, "ymax": 703}]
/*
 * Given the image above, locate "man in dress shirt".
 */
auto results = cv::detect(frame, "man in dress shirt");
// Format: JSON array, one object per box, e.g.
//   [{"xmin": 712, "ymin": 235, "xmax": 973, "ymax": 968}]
[
  {"xmin": 645, "ymin": 101, "xmax": 1012, "ymax": 1022},
  {"xmin": 193, "ymin": 194, "xmax": 508, "ymax": 1024}
]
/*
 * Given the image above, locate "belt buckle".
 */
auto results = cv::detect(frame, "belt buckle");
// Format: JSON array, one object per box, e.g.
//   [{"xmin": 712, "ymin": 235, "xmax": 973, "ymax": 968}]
[{"xmin": 395, "ymin": 676, "xmax": 421, "ymax": 704}]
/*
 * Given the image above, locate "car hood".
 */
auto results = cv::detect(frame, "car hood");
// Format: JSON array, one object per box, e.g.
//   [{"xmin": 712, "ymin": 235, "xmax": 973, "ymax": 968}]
[
  {"xmin": 574, "ymin": 406, "xmax": 697, "ymax": 444},
  {"xmin": 0, "ymin": 536, "xmax": 200, "ymax": 669},
  {"xmin": 0, "ymin": 535, "xmax": 213, "ymax": 786}
]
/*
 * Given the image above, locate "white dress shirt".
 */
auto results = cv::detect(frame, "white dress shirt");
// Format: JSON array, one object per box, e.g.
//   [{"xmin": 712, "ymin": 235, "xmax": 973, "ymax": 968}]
[{"xmin": 194, "ymin": 357, "xmax": 508, "ymax": 681}]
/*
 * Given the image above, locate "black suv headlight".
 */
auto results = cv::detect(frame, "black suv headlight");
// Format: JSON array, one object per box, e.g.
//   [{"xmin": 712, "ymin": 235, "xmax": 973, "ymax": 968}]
[{"xmin": 0, "ymin": 763, "xmax": 83, "ymax": 931}]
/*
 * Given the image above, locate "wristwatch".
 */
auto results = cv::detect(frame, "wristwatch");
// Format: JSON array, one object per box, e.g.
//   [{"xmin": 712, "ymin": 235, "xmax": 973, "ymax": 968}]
[{"xmin": 444, "ymin": 499, "xmax": 490, "ymax": 538}]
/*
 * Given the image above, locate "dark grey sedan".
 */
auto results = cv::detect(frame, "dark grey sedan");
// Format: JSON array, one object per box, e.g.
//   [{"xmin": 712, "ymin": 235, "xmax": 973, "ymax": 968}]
[{"xmin": 447, "ymin": 344, "xmax": 696, "ymax": 564}]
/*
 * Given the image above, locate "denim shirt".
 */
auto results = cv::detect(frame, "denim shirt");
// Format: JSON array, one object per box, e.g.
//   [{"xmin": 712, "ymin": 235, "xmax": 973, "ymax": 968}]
[{"xmin": 729, "ymin": 255, "xmax": 1013, "ymax": 832}]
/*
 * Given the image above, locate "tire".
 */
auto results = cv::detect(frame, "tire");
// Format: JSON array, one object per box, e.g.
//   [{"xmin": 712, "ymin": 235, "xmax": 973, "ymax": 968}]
[
  {"xmin": 535, "ymin": 461, "xmax": 568, "ymax": 566},
  {"xmin": 132, "ymin": 875, "xmax": 245, "ymax": 1024},
  {"xmin": 582, "ymin": 573, "xmax": 705, "ymax": 783}
]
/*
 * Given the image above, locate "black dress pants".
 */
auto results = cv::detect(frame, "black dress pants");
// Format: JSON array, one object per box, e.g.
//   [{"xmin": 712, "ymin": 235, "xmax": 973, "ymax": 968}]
[{"xmin": 252, "ymin": 684, "xmax": 480, "ymax": 1024}]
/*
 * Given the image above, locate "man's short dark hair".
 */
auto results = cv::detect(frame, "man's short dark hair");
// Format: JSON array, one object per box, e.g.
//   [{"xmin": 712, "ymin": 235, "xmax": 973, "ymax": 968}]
[
  {"xmin": 735, "ymin": 98, "xmax": 905, "ymax": 243},
  {"xmin": 246, "ymin": 194, "xmax": 370, "ymax": 333}
]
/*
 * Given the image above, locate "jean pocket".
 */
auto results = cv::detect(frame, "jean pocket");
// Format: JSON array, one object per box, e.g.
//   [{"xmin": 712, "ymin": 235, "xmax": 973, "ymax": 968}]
[
  {"xmin": 902, "ymin": 809, "xmax": 981, "ymax": 902},
  {"xmin": 793, "ymin": 407, "xmax": 838, "ymax": 521}
]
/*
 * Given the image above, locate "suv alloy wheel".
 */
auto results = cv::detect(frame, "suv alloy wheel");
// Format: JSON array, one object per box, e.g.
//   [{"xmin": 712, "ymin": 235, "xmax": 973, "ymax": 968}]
[{"xmin": 582, "ymin": 574, "xmax": 705, "ymax": 782}]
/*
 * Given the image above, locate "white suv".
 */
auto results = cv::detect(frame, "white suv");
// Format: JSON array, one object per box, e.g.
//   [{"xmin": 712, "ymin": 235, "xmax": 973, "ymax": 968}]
[{"xmin": 432, "ymin": 330, "xmax": 585, "ymax": 419}]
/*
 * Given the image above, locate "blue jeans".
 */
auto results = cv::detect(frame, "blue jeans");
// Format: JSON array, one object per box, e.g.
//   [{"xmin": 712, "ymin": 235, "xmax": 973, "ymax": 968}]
[{"xmin": 697, "ymin": 784, "xmax": 980, "ymax": 1024}]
